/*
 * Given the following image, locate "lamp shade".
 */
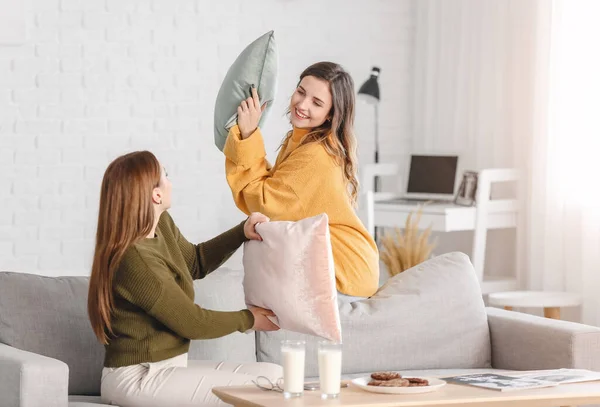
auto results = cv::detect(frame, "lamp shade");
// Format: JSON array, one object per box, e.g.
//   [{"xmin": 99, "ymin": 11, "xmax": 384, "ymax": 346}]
[{"xmin": 358, "ymin": 66, "xmax": 381, "ymax": 103}]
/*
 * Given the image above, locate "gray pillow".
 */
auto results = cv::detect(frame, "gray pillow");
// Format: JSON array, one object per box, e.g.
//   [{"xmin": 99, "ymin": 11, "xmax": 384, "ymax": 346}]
[
  {"xmin": 213, "ymin": 30, "xmax": 278, "ymax": 151},
  {"xmin": 256, "ymin": 252, "xmax": 492, "ymax": 376}
]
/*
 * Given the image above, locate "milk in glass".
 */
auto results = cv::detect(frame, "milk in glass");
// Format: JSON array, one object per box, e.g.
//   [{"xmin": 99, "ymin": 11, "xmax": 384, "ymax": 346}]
[
  {"xmin": 318, "ymin": 341, "xmax": 342, "ymax": 399},
  {"xmin": 281, "ymin": 340, "xmax": 305, "ymax": 398}
]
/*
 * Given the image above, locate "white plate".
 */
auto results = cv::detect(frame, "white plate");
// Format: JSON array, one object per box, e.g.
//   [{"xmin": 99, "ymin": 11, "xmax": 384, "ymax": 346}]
[{"xmin": 351, "ymin": 376, "xmax": 446, "ymax": 394}]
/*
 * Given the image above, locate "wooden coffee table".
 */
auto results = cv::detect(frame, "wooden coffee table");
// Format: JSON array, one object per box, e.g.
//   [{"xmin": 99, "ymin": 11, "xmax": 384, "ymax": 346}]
[{"xmin": 212, "ymin": 380, "xmax": 600, "ymax": 407}]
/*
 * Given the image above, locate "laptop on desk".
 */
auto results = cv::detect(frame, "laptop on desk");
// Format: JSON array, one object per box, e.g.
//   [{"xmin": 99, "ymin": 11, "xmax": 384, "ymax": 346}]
[{"xmin": 386, "ymin": 154, "xmax": 459, "ymax": 204}]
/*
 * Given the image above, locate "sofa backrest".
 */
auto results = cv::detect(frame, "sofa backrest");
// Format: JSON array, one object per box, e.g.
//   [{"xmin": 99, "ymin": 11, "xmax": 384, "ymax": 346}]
[
  {"xmin": 188, "ymin": 269, "xmax": 256, "ymax": 363},
  {"xmin": 0, "ymin": 272, "xmax": 104, "ymax": 396},
  {"xmin": 0, "ymin": 268, "xmax": 257, "ymax": 396},
  {"xmin": 0, "ymin": 252, "xmax": 492, "ymax": 391},
  {"xmin": 256, "ymin": 252, "xmax": 492, "ymax": 377}
]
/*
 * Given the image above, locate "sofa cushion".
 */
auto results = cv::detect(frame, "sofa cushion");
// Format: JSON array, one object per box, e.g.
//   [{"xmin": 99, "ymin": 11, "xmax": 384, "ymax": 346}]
[
  {"xmin": 0, "ymin": 272, "xmax": 105, "ymax": 396},
  {"xmin": 189, "ymin": 268, "xmax": 256, "ymax": 363},
  {"xmin": 243, "ymin": 214, "xmax": 341, "ymax": 342},
  {"xmin": 213, "ymin": 30, "xmax": 278, "ymax": 151},
  {"xmin": 256, "ymin": 252, "xmax": 492, "ymax": 376}
]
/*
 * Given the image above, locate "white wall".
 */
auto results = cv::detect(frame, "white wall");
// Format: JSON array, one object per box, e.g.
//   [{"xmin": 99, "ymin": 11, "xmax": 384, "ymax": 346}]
[{"xmin": 0, "ymin": 0, "xmax": 414, "ymax": 276}]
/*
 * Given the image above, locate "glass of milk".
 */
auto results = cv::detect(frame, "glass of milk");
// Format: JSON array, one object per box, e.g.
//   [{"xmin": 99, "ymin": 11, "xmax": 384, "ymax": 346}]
[
  {"xmin": 318, "ymin": 341, "xmax": 343, "ymax": 399},
  {"xmin": 280, "ymin": 340, "xmax": 305, "ymax": 398}
]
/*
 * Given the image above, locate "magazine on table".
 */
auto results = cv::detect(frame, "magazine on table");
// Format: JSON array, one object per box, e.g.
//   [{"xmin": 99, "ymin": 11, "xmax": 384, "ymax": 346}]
[
  {"xmin": 516, "ymin": 369, "xmax": 600, "ymax": 384},
  {"xmin": 442, "ymin": 373, "xmax": 557, "ymax": 392},
  {"xmin": 443, "ymin": 369, "xmax": 600, "ymax": 392}
]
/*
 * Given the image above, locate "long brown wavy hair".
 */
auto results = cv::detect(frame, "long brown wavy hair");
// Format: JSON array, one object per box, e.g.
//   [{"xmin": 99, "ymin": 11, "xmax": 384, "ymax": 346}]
[
  {"xmin": 286, "ymin": 62, "xmax": 359, "ymax": 205},
  {"xmin": 88, "ymin": 151, "xmax": 161, "ymax": 344}
]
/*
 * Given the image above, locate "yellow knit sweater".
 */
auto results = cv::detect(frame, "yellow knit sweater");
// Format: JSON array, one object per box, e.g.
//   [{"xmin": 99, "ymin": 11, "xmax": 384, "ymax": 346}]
[{"xmin": 224, "ymin": 125, "xmax": 379, "ymax": 297}]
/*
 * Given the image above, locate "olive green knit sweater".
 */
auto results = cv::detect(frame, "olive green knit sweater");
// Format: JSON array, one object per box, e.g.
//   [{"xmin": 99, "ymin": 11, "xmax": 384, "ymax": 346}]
[{"xmin": 103, "ymin": 211, "xmax": 254, "ymax": 367}]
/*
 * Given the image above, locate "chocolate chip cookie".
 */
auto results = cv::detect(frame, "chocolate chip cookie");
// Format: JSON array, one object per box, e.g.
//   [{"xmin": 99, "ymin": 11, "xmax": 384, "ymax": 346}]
[
  {"xmin": 370, "ymin": 371, "xmax": 402, "ymax": 381},
  {"xmin": 406, "ymin": 377, "xmax": 429, "ymax": 387},
  {"xmin": 378, "ymin": 378, "xmax": 410, "ymax": 387}
]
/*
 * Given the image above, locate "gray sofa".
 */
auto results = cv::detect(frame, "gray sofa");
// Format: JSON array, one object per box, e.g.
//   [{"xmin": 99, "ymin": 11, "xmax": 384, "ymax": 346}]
[{"xmin": 1, "ymin": 252, "xmax": 600, "ymax": 407}]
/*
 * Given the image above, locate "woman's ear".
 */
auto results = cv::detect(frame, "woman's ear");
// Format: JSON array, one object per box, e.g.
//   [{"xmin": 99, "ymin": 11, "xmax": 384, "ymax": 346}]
[{"xmin": 152, "ymin": 187, "xmax": 162, "ymax": 205}]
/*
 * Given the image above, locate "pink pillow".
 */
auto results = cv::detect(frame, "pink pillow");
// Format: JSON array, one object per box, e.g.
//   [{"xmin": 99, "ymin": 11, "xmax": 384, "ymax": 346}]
[{"xmin": 242, "ymin": 213, "xmax": 342, "ymax": 342}]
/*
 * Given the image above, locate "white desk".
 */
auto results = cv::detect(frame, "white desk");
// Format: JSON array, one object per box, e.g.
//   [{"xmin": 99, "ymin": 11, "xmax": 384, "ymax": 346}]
[
  {"xmin": 374, "ymin": 199, "xmax": 518, "ymax": 232},
  {"xmin": 374, "ymin": 198, "xmax": 520, "ymax": 294}
]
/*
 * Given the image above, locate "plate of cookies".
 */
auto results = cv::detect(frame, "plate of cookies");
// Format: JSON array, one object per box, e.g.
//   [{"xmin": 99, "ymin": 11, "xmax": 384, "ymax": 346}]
[{"xmin": 351, "ymin": 371, "xmax": 446, "ymax": 394}]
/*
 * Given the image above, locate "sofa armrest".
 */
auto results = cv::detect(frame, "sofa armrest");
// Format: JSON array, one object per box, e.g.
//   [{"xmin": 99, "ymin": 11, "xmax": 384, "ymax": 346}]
[
  {"xmin": 487, "ymin": 307, "xmax": 600, "ymax": 371},
  {"xmin": 0, "ymin": 343, "xmax": 68, "ymax": 407}
]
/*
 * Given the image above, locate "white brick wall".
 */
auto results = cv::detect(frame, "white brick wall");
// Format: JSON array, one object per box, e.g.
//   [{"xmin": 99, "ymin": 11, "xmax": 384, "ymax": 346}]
[{"xmin": 0, "ymin": 0, "xmax": 414, "ymax": 276}]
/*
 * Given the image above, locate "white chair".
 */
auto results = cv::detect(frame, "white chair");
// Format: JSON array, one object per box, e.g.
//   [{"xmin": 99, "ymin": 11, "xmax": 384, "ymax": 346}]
[
  {"xmin": 357, "ymin": 190, "xmax": 376, "ymax": 237},
  {"xmin": 359, "ymin": 163, "xmax": 402, "ymax": 237},
  {"xmin": 475, "ymin": 169, "xmax": 582, "ymax": 316},
  {"xmin": 472, "ymin": 168, "xmax": 520, "ymax": 293}
]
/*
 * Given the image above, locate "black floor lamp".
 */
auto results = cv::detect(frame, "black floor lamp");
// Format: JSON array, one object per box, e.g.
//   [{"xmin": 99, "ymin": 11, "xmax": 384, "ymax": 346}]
[
  {"xmin": 358, "ymin": 66, "xmax": 381, "ymax": 241},
  {"xmin": 358, "ymin": 67, "xmax": 381, "ymax": 193}
]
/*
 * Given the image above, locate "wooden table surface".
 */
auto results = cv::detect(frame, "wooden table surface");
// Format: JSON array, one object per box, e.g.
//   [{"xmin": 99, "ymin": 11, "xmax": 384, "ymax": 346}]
[{"xmin": 212, "ymin": 380, "xmax": 600, "ymax": 407}]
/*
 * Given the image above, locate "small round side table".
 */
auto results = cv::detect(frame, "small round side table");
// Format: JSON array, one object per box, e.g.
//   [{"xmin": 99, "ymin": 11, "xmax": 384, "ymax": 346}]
[{"xmin": 488, "ymin": 291, "xmax": 582, "ymax": 320}]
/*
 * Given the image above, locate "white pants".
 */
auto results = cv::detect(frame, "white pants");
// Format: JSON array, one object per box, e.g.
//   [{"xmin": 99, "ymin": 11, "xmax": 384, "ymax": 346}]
[{"xmin": 101, "ymin": 353, "xmax": 283, "ymax": 407}]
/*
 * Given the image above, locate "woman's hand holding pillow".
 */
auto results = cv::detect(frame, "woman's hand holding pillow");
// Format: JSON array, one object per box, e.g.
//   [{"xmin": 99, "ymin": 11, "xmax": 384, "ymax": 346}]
[
  {"xmin": 244, "ymin": 212, "xmax": 270, "ymax": 241},
  {"xmin": 238, "ymin": 87, "xmax": 267, "ymax": 139},
  {"xmin": 248, "ymin": 306, "xmax": 279, "ymax": 331},
  {"xmin": 244, "ymin": 212, "xmax": 279, "ymax": 331}
]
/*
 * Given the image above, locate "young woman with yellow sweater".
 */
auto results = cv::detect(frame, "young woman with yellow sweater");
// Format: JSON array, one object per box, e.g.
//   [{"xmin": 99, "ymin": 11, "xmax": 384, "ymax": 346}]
[
  {"xmin": 224, "ymin": 62, "xmax": 379, "ymax": 298},
  {"xmin": 88, "ymin": 151, "xmax": 281, "ymax": 407}
]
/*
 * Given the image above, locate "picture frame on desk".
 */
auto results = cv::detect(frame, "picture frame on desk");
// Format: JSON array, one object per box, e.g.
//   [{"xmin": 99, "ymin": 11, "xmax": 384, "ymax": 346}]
[{"xmin": 454, "ymin": 171, "xmax": 478, "ymax": 206}]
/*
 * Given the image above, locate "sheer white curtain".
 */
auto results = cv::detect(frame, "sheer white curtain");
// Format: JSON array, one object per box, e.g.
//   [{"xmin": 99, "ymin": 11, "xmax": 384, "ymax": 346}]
[
  {"xmin": 411, "ymin": 0, "xmax": 539, "ymax": 276},
  {"xmin": 411, "ymin": 0, "xmax": 600, "ymax": 325},
  {"xmin": 411, "ymin": 0, "xmax": 538, "ymax": 171},
  {"xmin": 525, "ymin": 0, "xmax": 600, "ymax": 325}
]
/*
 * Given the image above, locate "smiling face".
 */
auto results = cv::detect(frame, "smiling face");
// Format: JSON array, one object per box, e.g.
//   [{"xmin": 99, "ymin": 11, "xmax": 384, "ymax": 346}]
[{"xmin": 289, "ymin": 75, "xmax": 333, "ymax": 129}]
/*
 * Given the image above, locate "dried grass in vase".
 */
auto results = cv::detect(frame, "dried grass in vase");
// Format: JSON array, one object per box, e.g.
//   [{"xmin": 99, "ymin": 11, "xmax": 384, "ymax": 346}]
[{"xmin": 380, "ymin": 207, "xmax": 437, "ymax": 276}]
